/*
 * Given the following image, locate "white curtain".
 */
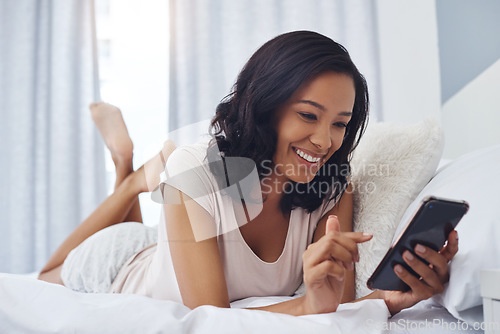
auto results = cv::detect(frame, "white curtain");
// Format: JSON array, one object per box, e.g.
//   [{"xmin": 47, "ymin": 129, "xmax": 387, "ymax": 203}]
[
  {"xmin": 168, "ymin": 0, "xmax": 382, "ymax": 141},
  {"xmin": 0, "ymin": 1, "xmax": 106, "ymax": 273}
]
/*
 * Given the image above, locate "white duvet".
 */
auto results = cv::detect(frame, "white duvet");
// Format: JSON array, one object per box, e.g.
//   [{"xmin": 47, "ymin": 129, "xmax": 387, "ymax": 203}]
[
  {"xmin": 0, "ymin": 273, "xmax": 484, "ymax": 334},
  {"xmin": 0, "ymin": 273, "xmax": 390, "ymax": 334}
]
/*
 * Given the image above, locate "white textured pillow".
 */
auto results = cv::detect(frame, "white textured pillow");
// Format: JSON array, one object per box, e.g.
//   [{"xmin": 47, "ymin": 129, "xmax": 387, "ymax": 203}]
[
  {"xmin": 351, "ymin": 117, "xmax": 444, "ymax": 298},
  {"xmin": 392, "ymin": 144, "xmax": 500, "ymax": 323}
]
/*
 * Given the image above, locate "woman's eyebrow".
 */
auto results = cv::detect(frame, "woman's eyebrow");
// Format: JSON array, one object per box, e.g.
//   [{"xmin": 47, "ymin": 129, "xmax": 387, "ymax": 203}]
[
  {"xmin": 298, "ymin": 99, "xmax": 326, "ymax": 111},
  {"xmin": 297, "ymin": 100, "xmax": 352, "ymax": 116},
  {"xmin": 338, "ymin": 111, "xmax": 353, "ymax": 117}
]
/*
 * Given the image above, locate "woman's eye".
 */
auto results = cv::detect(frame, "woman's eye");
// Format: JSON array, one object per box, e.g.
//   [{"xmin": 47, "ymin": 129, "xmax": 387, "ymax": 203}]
[
  {"xmin": 333, "ymin": 122, "xmax": 348, "ymax": 128},
  {"xmin": 298, "ymin": 112, "xmax": 317, "ymax": 120}
]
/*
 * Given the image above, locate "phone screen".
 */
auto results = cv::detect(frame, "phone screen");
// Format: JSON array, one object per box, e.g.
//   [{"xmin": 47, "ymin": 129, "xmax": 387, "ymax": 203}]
[{"xmin": 367, "ymin": 196, "xmax": 469, "ymax": 291}]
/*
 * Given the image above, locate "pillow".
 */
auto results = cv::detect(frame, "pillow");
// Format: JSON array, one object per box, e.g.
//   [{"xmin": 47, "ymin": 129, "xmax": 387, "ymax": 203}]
[
  {"xmin": 392, "ymin": 144, "xmax": 500, "ymax": 323},
  {"xmin": 351, "ymin": 117, "xmax": 444, "ymax": 299}
]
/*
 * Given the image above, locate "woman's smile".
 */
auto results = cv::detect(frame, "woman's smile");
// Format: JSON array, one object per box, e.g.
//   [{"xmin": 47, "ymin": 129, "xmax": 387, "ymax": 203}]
[{"xmin": 293, "ymin": 146, "xmax": 324, "ymax": 164}]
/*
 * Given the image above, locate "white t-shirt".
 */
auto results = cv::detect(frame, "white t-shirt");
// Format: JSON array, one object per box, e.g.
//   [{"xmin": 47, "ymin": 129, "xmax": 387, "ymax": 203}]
[{"xmin": 109, "ymin": 140, "xmax": 337, "ymax": 302}]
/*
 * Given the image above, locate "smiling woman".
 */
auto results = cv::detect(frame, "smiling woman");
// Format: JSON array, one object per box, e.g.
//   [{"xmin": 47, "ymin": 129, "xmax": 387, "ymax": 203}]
[{"xmin": 38, "ymin": 30, "xmax": 458, "ymax": 318}]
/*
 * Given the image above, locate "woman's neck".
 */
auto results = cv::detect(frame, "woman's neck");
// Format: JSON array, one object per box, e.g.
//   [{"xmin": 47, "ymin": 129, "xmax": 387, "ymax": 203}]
[{"xmin": 260, "ymin": 170, "xmax": 288, "ymax": 205}]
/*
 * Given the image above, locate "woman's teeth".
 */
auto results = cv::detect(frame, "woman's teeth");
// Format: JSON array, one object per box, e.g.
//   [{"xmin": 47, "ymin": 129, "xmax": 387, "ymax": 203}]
[{"xmin": 294, "ymin": 148, "xmax": 321, "ymax": 163}]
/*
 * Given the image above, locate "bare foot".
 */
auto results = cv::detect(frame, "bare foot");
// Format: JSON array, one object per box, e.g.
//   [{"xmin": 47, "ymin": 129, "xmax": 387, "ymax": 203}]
[
  {"xmin": 138, "ymin": 140, "xmax": 177, "ymax": 192},
  {"xmin": 89, "ymin": 102, "xmax": 133, "ymax": 166}
]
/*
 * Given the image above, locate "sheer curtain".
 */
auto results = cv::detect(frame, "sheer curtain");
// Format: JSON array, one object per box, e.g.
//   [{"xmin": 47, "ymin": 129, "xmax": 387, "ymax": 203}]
[
  {"xmin": 168, "ymin": 0, "xmax": 382, "ymax": 141},
  {"xmin": 0, "ymin": 0, "xmax": 106, "ymax": 273}
]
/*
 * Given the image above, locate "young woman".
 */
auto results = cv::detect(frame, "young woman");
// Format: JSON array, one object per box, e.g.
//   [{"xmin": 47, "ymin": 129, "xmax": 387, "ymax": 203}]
[{"xmin": 39, "ymin": 31, "xmax": 458, "ymax": 316}]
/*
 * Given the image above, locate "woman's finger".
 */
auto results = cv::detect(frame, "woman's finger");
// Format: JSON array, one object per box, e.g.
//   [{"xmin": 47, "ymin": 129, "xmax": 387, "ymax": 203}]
[
  {"xmin": 393, "ymin": 265, "xmax": 436, "ymax": 300},
  {"xmin": 304, "ymin": 215, "xmax": 372, "ymax": 271},
  {"xmin": 327, "ymin": 234, "xmax": 359, "ymax": 262},
  {"xmin": 304, "ymin": 239, "xmax": 354, "ymax": 270},
  {"xmin": 331, "ymin": 231, "xmax": 374, "ymax": 243},
  {"xmin": 414, "ymin": 244, "xmax": 449, "ymax": 281},
  {"xmin": 325, "ymin": 216, "xmax": 373, "ymax": 243},
  {"xmin": 324, "ymin": 231, "xmax": 372, "ymax": 262},
  {"xmin": 304, "ymin": 258, "xmax": 345, "ymax": 284},
  {"xmin": 325, "ymin": 215, "xmax": 341, "ymax": 234},
  {"xmin": 402, "ymin": 251, "xmax": 445, "ymax": 290},
  {"xmin": 439, "ymin": 230, "xmax": 459, "ymax": 262}
]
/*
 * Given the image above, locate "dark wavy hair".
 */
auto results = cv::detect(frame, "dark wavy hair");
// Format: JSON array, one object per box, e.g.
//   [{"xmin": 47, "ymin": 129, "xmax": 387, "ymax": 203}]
[{"xmin": 209, "ymin": 31, "xmax": 369, "ymax": 214}]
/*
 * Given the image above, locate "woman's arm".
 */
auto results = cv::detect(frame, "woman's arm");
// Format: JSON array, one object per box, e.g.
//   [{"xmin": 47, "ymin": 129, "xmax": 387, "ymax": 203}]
[
  {"xmin": 163, "ymin": 186, "xmax": 230, "ymax": 309},
  {"xmin": 163, "ymin": 184, "xmax": 369, "ymax": 315},
  {"xmin": 311, "ymin": 183, "xmax": 356, "ymax": 303}
]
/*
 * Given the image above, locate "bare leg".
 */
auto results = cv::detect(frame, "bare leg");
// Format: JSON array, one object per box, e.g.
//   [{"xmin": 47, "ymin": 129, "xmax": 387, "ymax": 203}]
[
  {"xmin": 89, "ymin": 102, "xmax": 142, "ymax": 223},
  {"xmin": 38, "ymin": 169, "xmax": 143, "ymax": 283},
  {"xmin": 38, "ymin": 140, "xmax": 176, "ymax": 284}
]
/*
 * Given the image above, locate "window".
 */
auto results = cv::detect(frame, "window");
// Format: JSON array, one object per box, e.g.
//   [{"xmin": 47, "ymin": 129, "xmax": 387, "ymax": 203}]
[{"xmin": 95, "ymin": 0, "xmax": 169, "ymax": 226}]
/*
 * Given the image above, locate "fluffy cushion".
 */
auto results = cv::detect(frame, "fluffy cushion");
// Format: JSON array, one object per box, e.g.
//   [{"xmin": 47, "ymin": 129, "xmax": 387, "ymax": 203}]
[
  {"xmin": 392, "ymin": 144, "xmax": 500, "ymax": 323},
  {"xmin": 351, "ymin": 117, "xmax": 444, "ymax": 298}
]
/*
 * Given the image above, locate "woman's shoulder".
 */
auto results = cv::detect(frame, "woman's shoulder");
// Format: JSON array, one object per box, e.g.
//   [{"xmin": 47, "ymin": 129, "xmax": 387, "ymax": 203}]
[
  {"xmin": 169, "ymin": 139, "xmax": 210, "ymax": 159},
  {"xmin": 165, "ymin": 139, "xmax": 212, "ymax": 174},
  {"xmin": 163, "ymin": 138, "xmax": 221, "ymax": 219}
]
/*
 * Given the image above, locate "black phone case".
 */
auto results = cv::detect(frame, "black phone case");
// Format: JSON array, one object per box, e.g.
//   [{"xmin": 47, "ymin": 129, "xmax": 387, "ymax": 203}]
[{"xmin": 367, "ymin": 196, "xmax": 469, "ymax": 291}]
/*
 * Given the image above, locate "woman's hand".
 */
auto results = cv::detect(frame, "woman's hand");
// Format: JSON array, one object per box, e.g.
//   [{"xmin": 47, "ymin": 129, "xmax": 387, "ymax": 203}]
[
  {"xmin": 379, "ymin": 230, "xmax": 459, "ymax": 315},
  {"xmin": 302, "ymin": 215, "xmax": 373, "ymax": 314}
]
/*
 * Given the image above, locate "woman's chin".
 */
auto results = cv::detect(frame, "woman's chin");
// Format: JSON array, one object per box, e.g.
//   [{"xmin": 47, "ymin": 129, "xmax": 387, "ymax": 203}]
[{"xmin": 286, "ymin": 173, "xmax": 317, "ymax": 184}]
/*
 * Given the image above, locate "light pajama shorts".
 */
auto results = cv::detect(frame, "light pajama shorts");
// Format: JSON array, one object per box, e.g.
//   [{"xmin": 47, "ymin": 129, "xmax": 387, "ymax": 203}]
[{"xmin": 61, "ymin": 222, "xmax": 158, "ymax": 293}]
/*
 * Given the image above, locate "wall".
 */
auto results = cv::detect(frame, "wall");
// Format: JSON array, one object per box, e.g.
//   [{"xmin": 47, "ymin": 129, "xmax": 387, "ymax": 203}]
[
  {"xmin": 441, "ymin": 59, "xmax": 500, "ymax": 158},
  {"xmin": 376, "ymin": 0, "xmax": 500, "ymax": 159},
  {"xmin": 375, "ymin": 0, "xmax": 442, "ymax": 125},
  {"xmin": 436, "ymin": 0, "xmax": 500, "ymax": 159}
]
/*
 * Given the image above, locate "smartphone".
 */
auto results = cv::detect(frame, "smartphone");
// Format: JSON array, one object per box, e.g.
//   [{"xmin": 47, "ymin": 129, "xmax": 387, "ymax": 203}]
[{"xmin": 367, "ymin": 196, "xmax": 469, "ymax": 291}]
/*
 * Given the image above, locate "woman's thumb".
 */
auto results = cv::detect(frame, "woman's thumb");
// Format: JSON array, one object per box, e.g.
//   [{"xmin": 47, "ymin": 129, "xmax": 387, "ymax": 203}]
[{"xmin": 326, "ymin": 215, "xmax": 341, "ymax": 234}]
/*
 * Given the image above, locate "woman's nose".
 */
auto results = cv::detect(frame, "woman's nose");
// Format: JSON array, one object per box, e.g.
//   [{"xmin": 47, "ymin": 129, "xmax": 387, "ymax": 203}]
[{"xmin": 309, "ymin": 124, "xmax": 332, "ymax": 151}]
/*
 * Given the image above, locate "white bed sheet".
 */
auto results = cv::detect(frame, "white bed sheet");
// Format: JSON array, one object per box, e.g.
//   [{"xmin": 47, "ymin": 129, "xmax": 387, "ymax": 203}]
[
  {"xmin": 0, "ymin": 273, "xmax": 482, "ymax": 334},
  {"xmin": 0, "ymin": 273, "xmax": 389, "ymax": 334}
]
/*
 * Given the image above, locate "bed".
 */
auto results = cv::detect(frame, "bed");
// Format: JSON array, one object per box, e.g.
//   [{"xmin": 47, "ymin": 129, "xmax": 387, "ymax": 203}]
[
  {"xmin": 0, "ymin": 272, "xmax": 484, "ymax": 334},
  {"xmin": 1, "ymin": 119, "xmax": 498, "ymax": 333}
]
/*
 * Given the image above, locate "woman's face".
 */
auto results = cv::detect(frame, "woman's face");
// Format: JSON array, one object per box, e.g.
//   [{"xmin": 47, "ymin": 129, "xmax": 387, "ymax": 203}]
[{"xmin": 272, "ymin": 71, "xmax": 355, "ymax": 184}]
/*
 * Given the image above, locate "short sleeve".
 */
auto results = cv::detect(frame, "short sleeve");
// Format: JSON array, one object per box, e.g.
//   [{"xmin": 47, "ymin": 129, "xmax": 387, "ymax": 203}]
[{"xmin": 162, "ymin": 142, "xmax": 217, "ymax": 221}]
